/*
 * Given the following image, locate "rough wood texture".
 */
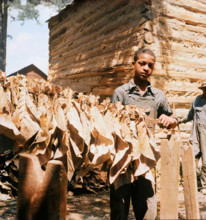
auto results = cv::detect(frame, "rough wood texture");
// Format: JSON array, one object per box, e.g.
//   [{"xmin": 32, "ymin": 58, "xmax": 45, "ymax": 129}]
[
  {"xmin": 17, "ymin": 154, "xmax": 67, "ymax": 220},
  {"xmin": 181, "ymin": 145, "xmax": 200, "ymax": 219},
  {"xmin": 160, "ymin": 134, "xmax": 181, "ymax": 219},
  {"xmin": 48, "ymin": 0, "xmax": 206, "ymax": 91},
  {"xmin": 48, "ymin": 0, "xmax": 206, "ymax": 141}
]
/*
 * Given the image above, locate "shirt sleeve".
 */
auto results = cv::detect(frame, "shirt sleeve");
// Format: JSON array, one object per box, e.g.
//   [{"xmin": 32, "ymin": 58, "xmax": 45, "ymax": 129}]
[
  {"xmin": 181, "ymin": 103, "xmax": 194, "ymax": 123},
  {"xmin": 111, "ymin": 88, "xmax": 124, "ymax": 104},
  {"xmin": 157, "ymin": 93, "xmax": 173, "ymax": 118}
]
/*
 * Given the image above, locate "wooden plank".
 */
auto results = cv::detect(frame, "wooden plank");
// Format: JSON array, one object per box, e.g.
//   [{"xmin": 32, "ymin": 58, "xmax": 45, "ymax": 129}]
[
  {"xmin": 17, "ymin": 154, "xmax": 44, "ymax": 220},
  {"xmin": 181, "ymin": 145, "xmax": 200, "ymax": 219},
  {"xmin": 17, "ymin": 154, "xmax": 67, "ymax": 220},
  {"xmin": 160, "ymin": 134, "xmax": 181, "ymax": 219},
  {"xmin": 40, "ymin": 160, "xmax": 68, "ymax": 220}
]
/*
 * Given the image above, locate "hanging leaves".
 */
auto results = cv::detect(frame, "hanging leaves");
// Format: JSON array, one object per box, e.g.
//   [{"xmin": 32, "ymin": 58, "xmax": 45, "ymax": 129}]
[{"xmin": 0, "ymin": 72, "xmax": 160, "ymax": 192}]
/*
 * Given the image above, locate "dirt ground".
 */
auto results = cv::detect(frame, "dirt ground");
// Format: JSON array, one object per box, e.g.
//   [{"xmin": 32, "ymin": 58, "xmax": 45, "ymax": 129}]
[{"xmin": 0, "ymin": 190, "xmax": 206, "ymax": 220}]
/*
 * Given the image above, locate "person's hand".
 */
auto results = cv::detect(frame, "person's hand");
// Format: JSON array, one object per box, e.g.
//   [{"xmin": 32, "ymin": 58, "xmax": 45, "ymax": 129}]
[{"xmin": 158, "ymin": 114, "xmax": 178, "ymax": 129}]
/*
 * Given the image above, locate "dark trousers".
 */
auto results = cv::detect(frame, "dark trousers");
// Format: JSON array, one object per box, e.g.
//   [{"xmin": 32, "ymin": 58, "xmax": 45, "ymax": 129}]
[{"xmin": 110, "ymin": 176, "xmax": 156, "ymax": 220}]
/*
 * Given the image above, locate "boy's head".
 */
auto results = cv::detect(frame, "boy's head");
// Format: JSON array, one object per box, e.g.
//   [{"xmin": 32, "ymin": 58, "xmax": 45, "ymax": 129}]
[
  {"xmin": 133, "ymin": 48, "xmax": 156, "ymax": 63},
  {"xmin": 133, "ymin": 48, "xmax": 155, "ymax": 82}
]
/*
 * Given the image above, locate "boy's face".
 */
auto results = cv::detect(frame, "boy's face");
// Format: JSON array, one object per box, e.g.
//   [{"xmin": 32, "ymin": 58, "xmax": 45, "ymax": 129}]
[{"xmin": 133, "ymin": 53, "xmax": 155, "ymax": 81}]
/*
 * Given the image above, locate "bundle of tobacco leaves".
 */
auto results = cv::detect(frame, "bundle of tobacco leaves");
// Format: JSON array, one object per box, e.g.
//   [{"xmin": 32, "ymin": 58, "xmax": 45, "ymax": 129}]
[{"xmin": 0, "ymin": 72, "xmax": 160, "ymax": 196}]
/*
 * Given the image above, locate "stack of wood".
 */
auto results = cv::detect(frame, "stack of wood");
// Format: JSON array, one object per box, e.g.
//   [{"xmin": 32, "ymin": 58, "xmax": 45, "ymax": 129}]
[
  {"xmin": 0, "ymin": 151, "xmax": 18, "ymax": 196},
  {"xmin": 0, "ymin": 72, "xmax": 159, "ymax": 195}
]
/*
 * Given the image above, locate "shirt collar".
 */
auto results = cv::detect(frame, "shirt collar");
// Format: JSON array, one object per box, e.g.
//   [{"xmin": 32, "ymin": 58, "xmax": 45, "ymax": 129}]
[{"xmin": 127, "ymin": 78, "xmax": 154, "ymax": 96}]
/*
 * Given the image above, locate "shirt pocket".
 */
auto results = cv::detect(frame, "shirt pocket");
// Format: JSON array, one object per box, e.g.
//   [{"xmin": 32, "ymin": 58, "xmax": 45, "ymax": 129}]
[
  {"xmin": 195, "ymin": 106, "xmax": 206, "ymax": 121},
  {"xmin": 195, "ymin": 107, "xmax": 203, "ymax": 112}
]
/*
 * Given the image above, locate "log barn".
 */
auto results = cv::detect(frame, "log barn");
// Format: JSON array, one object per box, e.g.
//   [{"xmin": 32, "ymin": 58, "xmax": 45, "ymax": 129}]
[{"xmin": 48, "ymin": 0, "xmax": 206, "ymax": 141}]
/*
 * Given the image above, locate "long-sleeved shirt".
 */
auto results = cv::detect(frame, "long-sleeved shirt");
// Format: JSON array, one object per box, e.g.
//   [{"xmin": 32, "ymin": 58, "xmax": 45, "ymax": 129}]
[
  {"xmin": 182, "ymin": 95, "xmax": 206, "ymax": 125},
  {"xmin": 112, "ymin": 79, "xmax": 173, "ymax": 118}
]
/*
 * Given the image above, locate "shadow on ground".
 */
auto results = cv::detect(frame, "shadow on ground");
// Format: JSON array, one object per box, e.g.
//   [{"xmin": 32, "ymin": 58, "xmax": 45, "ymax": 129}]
[{"xmin": 0, "ymin": 190, "xmax": 206, "ymax": 220}]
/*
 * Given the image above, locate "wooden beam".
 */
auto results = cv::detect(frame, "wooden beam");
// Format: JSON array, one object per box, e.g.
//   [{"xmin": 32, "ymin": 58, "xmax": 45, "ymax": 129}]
[
  {"xmin": 160, "ymin": 134, "xmax": 181, "ymax": 219},
  {"xmin": 181, "ymin": 145, "xmax": 200, "ymax": 219}
]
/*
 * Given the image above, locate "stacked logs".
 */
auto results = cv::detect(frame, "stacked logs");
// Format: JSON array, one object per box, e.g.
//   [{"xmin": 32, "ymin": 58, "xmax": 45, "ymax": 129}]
[{"xmin": 0, "ymin": 72, "xmax": 160, "ymax": 194}]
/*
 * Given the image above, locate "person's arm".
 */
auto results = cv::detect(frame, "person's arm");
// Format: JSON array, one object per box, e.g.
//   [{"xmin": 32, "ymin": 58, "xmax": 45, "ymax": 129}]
[
  {"xmin": 157, "ymin": 92, "xmax": 178, "ymax": 128},
  {"xmin": 179, "ymin": 103, "xmax": 194, "ymax": 124},
  {"xmin": 158, "ymin": 114, "xmax": 178, "ymax": 128}
]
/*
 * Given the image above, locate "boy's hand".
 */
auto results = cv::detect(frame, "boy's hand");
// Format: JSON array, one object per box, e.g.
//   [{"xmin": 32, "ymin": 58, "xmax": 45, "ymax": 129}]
[{"xmin": 158, "ymin": 114, "xmax": 178, "ymax": 129}]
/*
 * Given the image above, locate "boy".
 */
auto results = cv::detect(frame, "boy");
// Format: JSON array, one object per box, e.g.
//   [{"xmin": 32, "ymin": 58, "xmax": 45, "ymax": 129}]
[{"xmin": 111, "ymin": 48, "xmax": 177, "ymax": 219}]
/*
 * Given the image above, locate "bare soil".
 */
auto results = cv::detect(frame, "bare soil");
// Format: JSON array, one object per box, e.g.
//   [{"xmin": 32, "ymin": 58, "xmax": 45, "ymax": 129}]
[{"xmin": 0, "ymin": 190, "xmax": 206, "ymax": 220}]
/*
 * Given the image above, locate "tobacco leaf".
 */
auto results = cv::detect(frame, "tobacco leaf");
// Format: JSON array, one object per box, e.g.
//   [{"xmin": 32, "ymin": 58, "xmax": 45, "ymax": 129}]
[{"xmin": 0, "ymin": 73, "xmax": 160, "ymax": 194}]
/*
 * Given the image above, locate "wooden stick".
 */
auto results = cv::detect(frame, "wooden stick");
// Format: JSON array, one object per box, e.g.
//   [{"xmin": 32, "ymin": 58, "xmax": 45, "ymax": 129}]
[
  {"xmin": 160, "ymin": 134, "xmax": 181, "ymax": 219},
  {"xmin": 181, "ymin": 145, "xmax": 200, "ymax": 219}
]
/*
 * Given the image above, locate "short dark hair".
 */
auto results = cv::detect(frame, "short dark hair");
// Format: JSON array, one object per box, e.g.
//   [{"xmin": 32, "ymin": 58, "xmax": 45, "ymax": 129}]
[{"xmin": 134, "ymin": 48, "xmax": 156, "ymax": 63}]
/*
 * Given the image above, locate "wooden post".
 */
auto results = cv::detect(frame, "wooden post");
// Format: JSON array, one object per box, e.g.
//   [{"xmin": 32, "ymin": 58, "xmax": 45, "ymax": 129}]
[
  {"xmin": 181, "ymin": 145, "xmax": 200, "ymax": 219},
  {"xmin": 160, "ymin": 134, "xmax": 181, "ymax": 219},
  {"xmin": 17, "ymin": 154, "xmax": 67, "ymax": 220},
  {"xmin": 17, "ymin": 154, "xmax": 44, "ymax": 219}
]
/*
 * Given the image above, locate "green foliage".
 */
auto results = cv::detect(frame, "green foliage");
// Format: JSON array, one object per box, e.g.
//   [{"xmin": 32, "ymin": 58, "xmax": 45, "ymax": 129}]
[
  {"xmin": 44, "ymin": 0, "xmax": 72, "ymax": 10},
  {"xmin": 7, "ymin": 34, "xmax": 13, "ymax": 40},
  {"xmin": 7, "ymin": 0, "xmax": 72, "ymax": 24},
  {"xmin": 14, "ymin": 2, "xmax": 40, "ymax": 24}
]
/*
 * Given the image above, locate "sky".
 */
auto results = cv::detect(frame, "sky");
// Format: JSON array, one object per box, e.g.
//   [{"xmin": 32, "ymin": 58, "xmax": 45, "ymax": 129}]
[{"xmin": 6, "ymin": 4, "xmax": 58, "ymax": 75}]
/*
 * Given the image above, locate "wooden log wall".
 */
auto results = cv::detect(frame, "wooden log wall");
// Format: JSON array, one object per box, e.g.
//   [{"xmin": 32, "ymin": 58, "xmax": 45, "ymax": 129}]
[{"xmin": 48, "ymin": 0, "xmax": 206, "ymax": 142}]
